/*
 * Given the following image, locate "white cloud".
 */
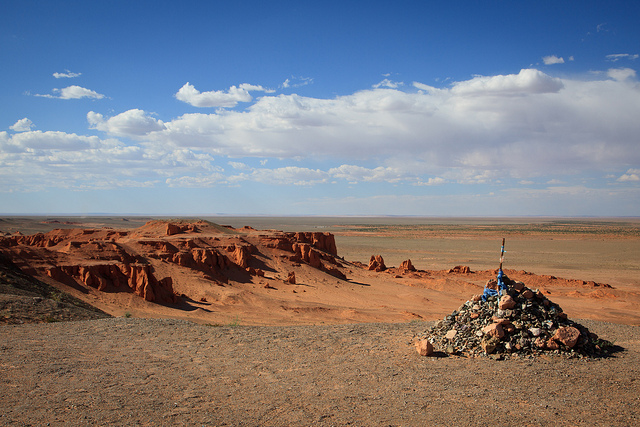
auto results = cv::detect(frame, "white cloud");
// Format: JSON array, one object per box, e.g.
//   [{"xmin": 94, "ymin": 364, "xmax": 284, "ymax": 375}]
[
  {"xmin": 617, "ymin": 169, "xmax": 640, "ymax": 182},
  {"xmin": 450, "ymin": 68, "xmax": 564, "ymax": 96},
  {"xmin": 10, "ymin": 118, "xmax": 34, "ymax": 132},
  {"xmin": 249, "ymin": 166, "xmax": 329, "ymax": 186},
  {"xmin": 0, "ymin": 129, "xmax": 218, "ymax": 191},
  {"xmin": 414, "ymin": 177, "xmax": 446, "ymax": 186},
  {"xmin": 281, "ymin": 76, "xmax": 313, "ymax": 89},
  {"xmin": 88, "ymin": 109, "xmax": 166, "ymax": 137},
  {"xmin": 53, "ymin": 70, "xmax": 82, "ymax": 78},
  {"xmin": 228, "ymin": 161, "xmax": 250, "ymax": 170},
  {"xmin": 34, "ymin": 85, "xmax": 105, "ymax": 99},
  {"xmin": 543, "ymin": 55, "xmax": 565, "ymax": 65},
  {"xmin": 607, "ymin": 67, "xmax": 636, "ymax": 81},
  {"xmin": 9, "ymin": 67, "xmax": 639, "ymax": 197},
  {"xmin": 4, "ymin": 130, "xmax": 104, "ymax": 151},
  {"xmin": 175, "ymin": 82, "xmax": 272, "ymax": 108},
  {"xmin": 165, "ymin": 173, "xmax": 226, "ymax": 188},
  {"xmin": 94, "ymin": 68, "xmax": 639, "ymax": 185},
  {"xmin": 373, "ymin": 79, "xmax": 403, "ymax": 89},
  {"xmin": 328, "ymin": 165, "xmax": 404, "ymax": 183},
  {"xmin": 606, "ymin": 53, "xmax": 639, "ymax": 62}
]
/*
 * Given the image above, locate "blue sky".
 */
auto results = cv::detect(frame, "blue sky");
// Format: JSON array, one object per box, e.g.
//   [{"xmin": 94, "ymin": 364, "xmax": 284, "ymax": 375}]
[{"xmin": 1, "ymin": 0, "xmax": 639, "ymax": 216}]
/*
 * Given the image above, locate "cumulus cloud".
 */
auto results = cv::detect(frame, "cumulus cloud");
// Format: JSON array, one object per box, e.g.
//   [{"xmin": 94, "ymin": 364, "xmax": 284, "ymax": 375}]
[
  {"xmin": 543, "ymin": 55, "xmax": 565, "ymax": 65},
  {"xmin": 607, "ymin": 67, "xmax": 636, "ymax": 81},
  {"xmin": 175, "ymin": 82, "xmax": 273, "ymax": 108},
  {"xmin": 10, "ymin": 118, "xmax": 34, "ymax": 132},
  {"xmin": 0, "ymin": 129, "xmax": 218, "ymax": 191},
  {"xmin": 53, "ymin": 70, "xmax": 82, "ymax": 78},
  {"xmin": 9, "ymin": 67, "xmax": 639, "ymax": 196},
  {"xmin": 450, "ymin": 68, "xmax": 564, "ymax": 95},
  {"xmin": 88, "ymin": 109, "xmax": 166, "ymax": 137},
  {"xmin": 87, "ymin": 68, "xmax": 639, "ymax": 186},
  {"xmin": 34, "ymin": 85, "xmax": 105, "ymax": 99}
]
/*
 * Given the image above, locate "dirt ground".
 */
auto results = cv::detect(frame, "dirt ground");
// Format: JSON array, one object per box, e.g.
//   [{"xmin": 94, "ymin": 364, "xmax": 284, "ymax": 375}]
[
  {"xmin": 1, "ymin": 318, "xmax": 638, "ymax": 426},
  {"xmin": 1, "ymin": 216, "xmax": 639, "ymax": 425}
]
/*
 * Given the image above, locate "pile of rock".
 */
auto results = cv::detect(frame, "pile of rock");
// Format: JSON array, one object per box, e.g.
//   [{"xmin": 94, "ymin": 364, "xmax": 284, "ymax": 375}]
[{"xmin": 416, "ymin": 274, "xmax": 614, "ymax": 359}]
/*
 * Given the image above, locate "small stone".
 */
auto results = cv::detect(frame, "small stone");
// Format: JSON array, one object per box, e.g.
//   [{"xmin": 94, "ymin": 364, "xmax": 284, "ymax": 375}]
[
  {"xmin": 534, "ymin": 337, "xmax": 547, "ymax": 349},
  {"xmin": 482, "ymin": 336, "xmax": 499, "ymax": 354},
  {"xmin": 471, "ymin": 294, "xmax": 482, "ymax": 302},
  {"xmin": 470, "ymin": 312, "xmax": 480, "ymax": 319},
  {"xmin": 482, "ymin": 323, "xmax": 505, "ymax": 339},
  {"xmin": 445, "ymin": 329, "xmax": 457, "ymax": 340},
  {"xmin": 499, "ymin": 295, "xmax": 516, "ymax": 310},
  {"xmin": 546, "ymin": 339, "xmax": 560, "ymax": 350},
  {"xmin": 415, "ymin": 339, "xmax": 434, "ymax": 356},
  {"xmin": 513, "ymin": 281, "xmax": 525, "ymax": 291},
  {"xmin": 552, "ymin": 326, "xmax": 581, "ymax": 348},
  {"xmin": 522, "ymin": 289, "xmax": 534, "ymax": 299},
  {"xmin": 529, "ymin": 327, "xmax": 542, "ymax": 337}
]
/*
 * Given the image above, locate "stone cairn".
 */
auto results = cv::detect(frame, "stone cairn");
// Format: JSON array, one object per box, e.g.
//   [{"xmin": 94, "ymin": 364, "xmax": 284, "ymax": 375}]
[{"xmin": 416, "ymin": 274, "xmax": 615, "ymax": 359}]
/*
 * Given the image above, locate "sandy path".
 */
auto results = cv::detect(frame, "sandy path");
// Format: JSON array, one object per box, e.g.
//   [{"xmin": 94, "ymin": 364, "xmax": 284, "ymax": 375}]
[{"xmin": 1, "ymin": 318, "xmax": 639, "ymax": 426}]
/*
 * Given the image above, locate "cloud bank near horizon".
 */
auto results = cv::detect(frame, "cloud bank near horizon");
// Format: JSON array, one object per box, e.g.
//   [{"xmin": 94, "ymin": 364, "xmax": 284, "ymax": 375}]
[{"xmin": 2, "ymin": 67, "xmax": 639, "ymax": 215}]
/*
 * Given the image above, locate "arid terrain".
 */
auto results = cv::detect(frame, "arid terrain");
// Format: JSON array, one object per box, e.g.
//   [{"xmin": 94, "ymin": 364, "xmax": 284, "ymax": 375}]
[{"xmin": 1, "ymin": 216, "xmax": 639, "ymax": 425}]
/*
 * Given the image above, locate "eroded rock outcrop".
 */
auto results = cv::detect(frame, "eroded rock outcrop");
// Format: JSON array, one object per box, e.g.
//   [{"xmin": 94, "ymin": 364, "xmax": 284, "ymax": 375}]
[
  {"xmin": 368, "ymin": 255, "xmax": 386, "ymax": 272},
  {"xmin": 400, "ymin": 259, "xmax": 416, "ymax": 272},
  {"xmin": 0, "ymin": 220, "xmax": 350, "ymax": 309},
  {"xmin": 47, "ymin": 263, "xmax": 178, "ymax": 304}
]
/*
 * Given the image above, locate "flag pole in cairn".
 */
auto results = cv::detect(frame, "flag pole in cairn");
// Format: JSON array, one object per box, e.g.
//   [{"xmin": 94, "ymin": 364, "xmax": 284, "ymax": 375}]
[
  {"xmin": 496, "ymin": 238, "xmax": 507, "ymax": 296},
  {"xmin": 481, "ymin": 238, "xmax": 507, "ymax": 303}
]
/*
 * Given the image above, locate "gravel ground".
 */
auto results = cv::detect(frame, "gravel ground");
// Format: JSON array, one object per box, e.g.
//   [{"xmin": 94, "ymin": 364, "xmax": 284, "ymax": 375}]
[{"xmin": 1, "ymin": 318, "xmax": 639, "ymax": 426}]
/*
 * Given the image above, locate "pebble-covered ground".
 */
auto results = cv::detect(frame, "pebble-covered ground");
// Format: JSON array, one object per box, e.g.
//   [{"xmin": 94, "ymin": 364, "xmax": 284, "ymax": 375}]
[{"xmin": 1, "ymin": 317, "xmax": 639, "ymax": 426}]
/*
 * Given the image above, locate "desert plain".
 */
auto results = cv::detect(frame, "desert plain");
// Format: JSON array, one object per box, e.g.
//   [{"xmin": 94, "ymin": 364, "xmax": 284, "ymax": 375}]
[{"xmin": 1, "ymin": 216, "xmax": 639, "ymax": 426}]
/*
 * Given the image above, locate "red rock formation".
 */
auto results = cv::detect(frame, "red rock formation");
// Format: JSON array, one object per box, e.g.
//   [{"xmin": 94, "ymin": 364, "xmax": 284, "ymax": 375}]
[
  {"xmin": 368, "ymin": 255, "xmax": 386, "ymax": 272},
  {"xmin": 260, "ymin": 236, "xmax": 294, "ymax": 252},
  {"xmin": 286, "ymin": 271, "xmax": 296, "ymax": 284},
  {"xmin": 166, "ymin": 223, "xmax": 183, "ymax": 236},
  {"xmin": 293, "ymin": 244, "xmax": 322, "ymax": 268},
  {"xmin": 226, "ymin": 244, "xmax": 252, "ymax": 269},
  {"xmin": 291, "ymin": 232, "xmax": 338, "ymax": 256},
  {"xmin": 448, "ymin": 265, "xmax": 471, "ymax": 274},
  {"xmin": 165, "ymin": 222, "xmax": 200, "ymax": 236},
  {"xmin": 400, "ymin": 259, "xmax": 416, "ymax": 272},
  {"xmin": 55, "ymin": 263, "xmax": 178, "ymax": 304}
]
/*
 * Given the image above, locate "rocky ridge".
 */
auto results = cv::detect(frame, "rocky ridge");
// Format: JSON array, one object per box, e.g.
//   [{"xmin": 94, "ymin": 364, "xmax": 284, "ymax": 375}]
[
  {"xmin": 0, "ymin": 220, "xmax": 347, "ymax": 309},
  {"xmin": 416, "ymin": 273, "xmax": 616, "ymax": 359}
]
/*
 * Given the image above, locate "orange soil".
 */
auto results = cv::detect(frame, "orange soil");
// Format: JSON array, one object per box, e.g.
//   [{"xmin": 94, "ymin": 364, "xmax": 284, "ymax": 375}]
[{"xmin": 1, "ymin": 218, "xmax": 639, "ymax": 326}]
